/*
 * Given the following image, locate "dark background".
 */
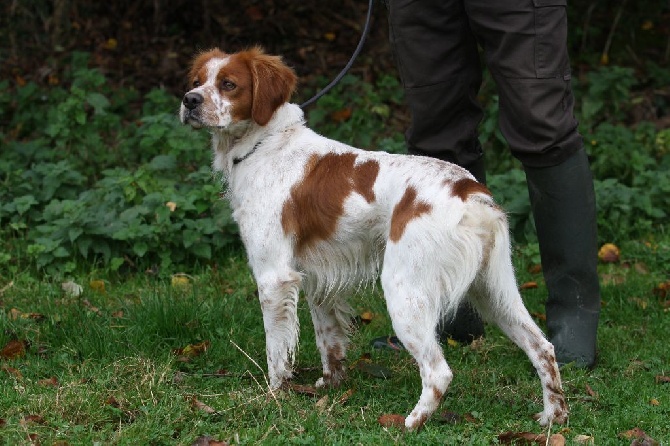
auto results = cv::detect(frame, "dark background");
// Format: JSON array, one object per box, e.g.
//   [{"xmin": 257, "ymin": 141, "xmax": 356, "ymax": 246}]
[{"xmin": 2, "ymin": 0, "xmax": 669, "ymax": 116}]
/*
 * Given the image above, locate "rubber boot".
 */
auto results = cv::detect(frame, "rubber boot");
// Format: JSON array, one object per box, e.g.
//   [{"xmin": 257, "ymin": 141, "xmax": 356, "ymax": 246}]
[
  {"xmin": 437, "ymin": 156, "xmax": 486, "ymax": 344},
  {"xmin": 525, "ymin": 149, "xmax": 600, "ymax": 368}
]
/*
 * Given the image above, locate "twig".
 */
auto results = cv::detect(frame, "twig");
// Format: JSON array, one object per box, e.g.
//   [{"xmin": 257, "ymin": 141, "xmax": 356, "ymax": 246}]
[
  {"xmin": 230, "ymin": 340, "xmax": 283, "ymax": 417},
  {"xmin": 580, "ymin": 2, "xmax": 597, "ymax": 55},
  {"xmin": 0, "ymin": 280, "xmax": 14, "ymax": 295},
  {"xmin": 601, "ymin": 0, "xmax": 628, "ymax": 63}
]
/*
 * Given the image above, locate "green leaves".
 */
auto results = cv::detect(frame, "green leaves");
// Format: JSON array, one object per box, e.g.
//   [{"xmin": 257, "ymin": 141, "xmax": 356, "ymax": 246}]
[{"xmin": 0, "ymin": 65, "xmax": 238, "ymax": 276}]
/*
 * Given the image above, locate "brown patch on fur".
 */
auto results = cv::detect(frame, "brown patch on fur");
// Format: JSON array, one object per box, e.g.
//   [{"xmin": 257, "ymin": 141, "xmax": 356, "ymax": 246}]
[
  {"xmin": 389, "ymin": 186, "xmax": 432, "ymax": 242},
  {"xmin": 187, "ymin": 48, "xmax": 227, "ymax": 88},
  {"xmin": 432, "ymin": 386, "xmax": 444, "ymax": 402},
  {"xmin": 325, "ymin": 344, "xmax": 345, "ymax": 385},
  {"xmin": 451, "ymin": 178, "xmax": 491, "ymax": 201},
  {"xmin": 408, "ymin": 413, "xmax": 429, "ymax": 431},
  {"xmin": 539, "ymin": 350, "xmax": 559, "ymax": 382},
  {"xmin": 241, "ymin": 47, "xmax": 297, "ymax": 125},
  {"xmin": 281, "ymin": 153, "xmax": 380, "ymax": 253}
]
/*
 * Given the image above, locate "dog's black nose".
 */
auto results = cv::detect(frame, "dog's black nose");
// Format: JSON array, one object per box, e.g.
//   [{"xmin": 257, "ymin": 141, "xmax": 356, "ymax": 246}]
[{"xmin": 183, "ymin": 92, "xmax": 204, "ymax": 110}]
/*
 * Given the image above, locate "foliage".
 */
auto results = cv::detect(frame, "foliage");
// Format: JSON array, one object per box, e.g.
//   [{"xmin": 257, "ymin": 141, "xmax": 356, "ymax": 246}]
[
  {"xmin": 2, "ymin": 45, "xmax": 670, "ymax": 276},
  {"xmin": 0, "ymin": 250, "xmax": 668, "ymax": 444},
  {"xmin": 305, "ymin": 73, "xmax": 406, "ymax": 152},
  {"xmin": 0, "ymin": 55, "xmax": 238, "ymax": 276}
]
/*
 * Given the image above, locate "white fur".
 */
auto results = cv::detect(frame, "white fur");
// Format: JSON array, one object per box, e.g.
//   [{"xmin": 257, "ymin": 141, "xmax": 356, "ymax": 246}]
[{"xmin": 179, "ymin": 52, "xmax": 568, "ymax": 431}]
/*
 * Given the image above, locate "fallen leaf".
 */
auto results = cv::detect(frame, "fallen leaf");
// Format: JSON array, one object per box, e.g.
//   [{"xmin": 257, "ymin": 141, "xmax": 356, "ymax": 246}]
[
  {"xmin": 335, "ymin": 388, "xmax": 355, "ymax": 405},
  {"xmin": 89, "ymin": 280, "xmax": 106, "ymax": 294},
  {"xmin": 9, "ymin": 308, "xmax": 46, "ymax": 322},
  {"xmin": 531, "ymin": 311, "xmax": 547, "ymax": 321},
  {"xmin": 330, "ymin": 107, "xmax": 352, "ymax": 123},
  {"xmin": 21, "ymin": 414, "xmax": 46, "ymax": 425},
  {"xmin": 633, "ymin": 262, "xmax": 650, "ymax": 275},
  {"xmin": 171, "ymin": 274, "xmax": 191, "ymax": 288},
  {"xmin": 103, "ymin": 38, "xmax": 118, "ymax": 50},
  {"xmin": 574, "ymin": 434, "xmax": 594, "ymax": 444},
  {"xmin": 655, "ymin": 375, "xmax": 670, "ymax": 384},
  {"xmin": 1, "ymin": 365, "xmax": 23, "ymax": 378},
  {"xmin": 652, "ymin": 281, "xmax": 670, "ymax": 299},
  {"xmin": 81, "ymin": 299, "xmax": 102, "ymax": 315},
  {"xmin": 190, "ymin": 397, "xmax": 216, "ymax": 414},
  {"xmin": 174, "ymin": 341, "xmax": 210, "ymax": 358},
  {"xmin": 600, "ymin": 272, "xmax": 626, "ymax": 286},
  {"xmin": 165, "ymin": 201, "xmax": 177, "ymax": 212},
  {"xmin": 61, "ymin": 280, "xmax": 83, "ymax": 297},
  {"xmin": 619, "ymin": 427, "xmax": 660, "ymax": 446},
  {"xmin": 315, "ymin": 395, "xmax": 329, "ymax": 411},
  {"xmin": 106, "ymin": 396, "xmax": 120, "ymax": 408},
  {"xmin": 0, "ymin": 418, "xmax": 6, "ymax": 427},
  {"xmin": 527, "ymin": 264, "xmax": 543, "ymax": 274},
  {"xmin": 378, "ymin": 414, "xmax": 405, "ymax": 428},
  {"xmin": 620, "ymin": 427, "xmax": 652, "ymax": 439},
  {"xmin": 585, "ymin": 383, "xmax": 598, "ymax": 398},
  {"xmin": 629, "ymin": 297, "xmax": 648, "ymax": 310},
  {"xmin": 111, "ymin": 310, "xmax": 124, "ymax": 318},
  {"xmin": 598, "ymin": 243, "xmax": 620, "ymax": 263},
  {"xmin": 520, "ymin": 281, "xmax": 538, "ymax": 290},
  {"xmin": 1, "ymin": 339, "xmax": 28, "ymax": 359},
  {"xmin": 359, "ymin": 311, "xmax": 374, "ymax": 324},
  {"xmin": 498, "ymin": 432, "xmax": 545, "ymax": 444},
  {"xmin": 191, "ymin": 435, "xmax": 229, "ymax": 446},
  {"xmin": 323, "ymin": 32, "xmax": 337, "ymax": 42},
  {"xmin": 498, "ymin": 432, "xmax": 565, "ymax": 445},
  {"xmin": 548, "ymin": 434, "xmax": 566, "ymax": 446},
  {"xmin": 37, "ymin": 377, "xmax": 59, "ymax": 387},
  {"xmin": 284, "ymin": 383, "xmax": 319, "ymax": 397},
  {"xmin": 649, "ymin": 398, "xmax": 660, "ymax": 406},
  {"xmin": 446, "ymin": 338, "xmax": 459, "ymax": 347}
]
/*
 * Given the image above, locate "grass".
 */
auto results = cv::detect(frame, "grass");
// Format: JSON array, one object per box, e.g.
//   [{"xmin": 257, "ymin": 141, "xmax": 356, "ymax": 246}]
[{"xmin": 1, "ymin": 246, "xmax": 669, "ymax": 445}]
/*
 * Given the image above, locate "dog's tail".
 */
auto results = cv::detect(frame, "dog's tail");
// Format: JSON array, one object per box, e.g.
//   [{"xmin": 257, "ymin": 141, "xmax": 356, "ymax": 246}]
[{"xmin": 468, "ymin": 199, "xmax": 525, "ymax": 323}]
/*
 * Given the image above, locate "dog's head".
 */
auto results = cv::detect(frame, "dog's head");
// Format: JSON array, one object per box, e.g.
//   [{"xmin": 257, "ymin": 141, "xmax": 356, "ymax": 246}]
[{"xmin": 180, "ymin": 47, "xmax": 297, "ymax": 129}]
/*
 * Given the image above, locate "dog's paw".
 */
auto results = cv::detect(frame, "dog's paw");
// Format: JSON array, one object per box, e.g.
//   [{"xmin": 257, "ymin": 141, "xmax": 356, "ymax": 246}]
[
  {"xmin": 315, "ymin": 374, "xmax": 343, "ymax": 389},
  {"xmin": 533, "ymin": 407, "xmax": 568, "ymax": 427},
  {"xmin": 404, "ymin": 410, "xmax": 429, "ymax": 431}
]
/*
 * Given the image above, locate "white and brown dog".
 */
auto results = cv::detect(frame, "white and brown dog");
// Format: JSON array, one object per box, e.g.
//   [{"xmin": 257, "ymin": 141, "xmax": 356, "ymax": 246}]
[{"xmin": 179, "ymin": 47, "xmax": 568, "ymax": 430}]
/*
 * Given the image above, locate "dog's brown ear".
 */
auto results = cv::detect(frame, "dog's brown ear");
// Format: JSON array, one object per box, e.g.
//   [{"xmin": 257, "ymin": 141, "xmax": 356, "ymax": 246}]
[{"xmin": 246, "ymin": 47, "xmax": 297, "ymax": 126}]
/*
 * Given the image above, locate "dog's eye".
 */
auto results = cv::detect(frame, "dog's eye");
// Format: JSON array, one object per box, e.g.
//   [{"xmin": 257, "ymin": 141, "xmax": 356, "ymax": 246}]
[
  {"xmin": 192, "ymin": 80, "xmax": 200, "ymax": 88},
  {"xmin": 221, "ymin": 80, "xmax": 236, "ymax": 91}
]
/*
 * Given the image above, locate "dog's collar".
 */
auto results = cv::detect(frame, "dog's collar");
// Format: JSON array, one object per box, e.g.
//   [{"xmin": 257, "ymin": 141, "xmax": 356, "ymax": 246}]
[{"xmin": 232, "ymin": 141, "xmax": 261, "ymax": 166}]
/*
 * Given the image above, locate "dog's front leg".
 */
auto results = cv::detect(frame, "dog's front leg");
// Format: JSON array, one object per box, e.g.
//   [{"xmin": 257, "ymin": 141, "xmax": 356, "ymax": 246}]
[{"xmin": 256, "ymin": 270, "xmax": 302, "ymax": 389}]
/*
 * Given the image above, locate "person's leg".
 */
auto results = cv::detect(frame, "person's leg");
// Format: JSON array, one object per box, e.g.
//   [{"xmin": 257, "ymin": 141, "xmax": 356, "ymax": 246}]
[
  {"xmin": 466, "ymin": 0, "xmax": 600, "ymax": 367},
  {"xmin": 387, "ymin": 0, "xmax": 486, "ymax": 176},
  {"xmin": 387, "ymin": 0, "xmax": 485, "ymax": 343}
]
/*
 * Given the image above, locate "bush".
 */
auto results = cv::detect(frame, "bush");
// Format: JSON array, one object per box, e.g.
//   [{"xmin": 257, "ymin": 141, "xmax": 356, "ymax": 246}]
[{"xmin": 0, "ymin": 56, "xmax": 239, "ymax": 276}]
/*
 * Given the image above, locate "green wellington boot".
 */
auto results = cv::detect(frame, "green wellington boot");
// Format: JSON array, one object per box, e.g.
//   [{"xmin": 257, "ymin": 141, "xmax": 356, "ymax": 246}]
[{"xmin": 525, "ymin": 149, "xmax": 600, "ymax": 368}]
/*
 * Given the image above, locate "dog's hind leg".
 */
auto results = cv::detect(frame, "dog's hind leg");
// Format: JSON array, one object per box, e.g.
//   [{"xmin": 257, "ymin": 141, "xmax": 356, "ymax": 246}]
[
  {"xmin": 381, "ymin": 262, "xmax": 453, "ymax": 431},
  {"xmin": 479, "ymin": 292, "xmax": 569, "ymax": 426},
  {"xmin": 472, "ymin": 216, "xmax": 568, "ymax": 426},
  {"xmin": 307, "ymin": 294, "xmax": 352, "ymax": 388}
]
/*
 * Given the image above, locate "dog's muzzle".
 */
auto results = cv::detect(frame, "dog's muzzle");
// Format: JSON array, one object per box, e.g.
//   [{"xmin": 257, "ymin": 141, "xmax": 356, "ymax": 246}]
[{"xmin": 181, "ymin": 92, "xmax": 204, "ymax": 127}]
